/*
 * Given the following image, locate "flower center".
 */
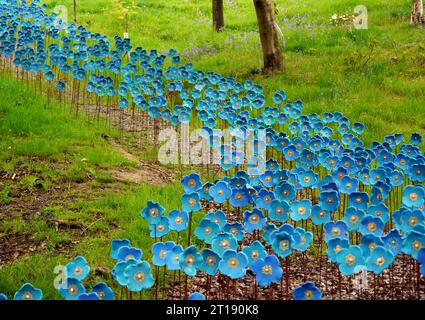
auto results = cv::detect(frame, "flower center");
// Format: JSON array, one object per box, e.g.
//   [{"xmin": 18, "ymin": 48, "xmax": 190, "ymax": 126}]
[
  {"xmin": 250, "ymin": 214, "xmax": 259, "ymax": 223},
  {"xmin": 175, "ymin": 216, "xmax": 183, "ymax": 225},
  {"xmin": 74, "ymin": 266, "xmax": 83, "ymax": 276},
  {"xmin": 220, "ymin": 240, "xmax": 230, "ymax": 249},
  {"xmin": 304, "ymin": 290, "xmax": 313, "ymax": 300},
  {"xmin": 207, "ymin": 256, "xmax": 216, "ymax": 266},
  {"xmin": 228, "ymin": 258, "xmax": 239, "ymax": 268},
  {"xmin": 279, "ymin": 240, "xmax": 289, "ymax": 251},
  {"xmin": 298, "ymin": 207, "xmax": 306, "ymax": 215},
  {"xmin": 135, "ymin": 272, "xmax": 145, "ymax": 282},
  {"xmin": 412, "ymin": 240, "xmax": 422, "ymax": 251},
  {"xmin": 368, "ymin": 222, "xmax": 377, "ymax": 232},
  {"xmin": 68, "ymin": 285, "xmax": 78, "ymax": 296},
  {"xmin": 185, "ymin": 254, "xmax": 195, "ymax": 266},
  {"xmin": 409, "ymin": 217, "xmax": 418, "ymax": 227},
  {"xmin": 331, "ymin": 227, "xmax": 341, "ymax": 236},
  {"xmin": 188, "ymin": 198, "xmax": 196, "ymax": 206},
  {"xmin": 345, "ymin": 254, "xmax": 356, "ymax": 266},
  {"xmin": 262, "ymin": 265, "xmax": 273, "ymax": 275},
  {"xmin": 410, "ymin": 193, "xmax": 418, "ymax": 201},
  {"xmin": 23, "ymin": 292, "xmax": 33, "ymax": 300},
  {"xmin": 376, "ymin": 257, "xmax": 385, "ymax": 266}
]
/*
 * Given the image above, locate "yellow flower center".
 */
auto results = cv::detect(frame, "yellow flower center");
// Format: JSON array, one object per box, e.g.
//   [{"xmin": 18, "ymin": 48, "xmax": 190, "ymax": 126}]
[
  {"xmin": 135, "ymin": 272, "xmax": 145, "ymax": 282},
  {"xmin": 228, "ymin": 258, "xmax": 239, "ymax": 268},
  {"xmin": 345, "ymin": 254, "xmax": 356, "ymax": 266},
  {"xmin": 262, "ymin": 265, "xmax": 273, "ymax": 275}
]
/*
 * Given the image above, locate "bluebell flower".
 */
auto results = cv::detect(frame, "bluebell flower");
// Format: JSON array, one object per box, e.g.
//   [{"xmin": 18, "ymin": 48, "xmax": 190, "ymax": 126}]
[
  {"xmin": 324, "ymin": 221, "xmax": 348, "ymax": 242},
  {"xmin": 200, "ymin": 249, "xmax": 221, "ymax": 276},
  {"xmin": 339, "ymin": 176, "xmax": 358, "ymax": 194},
  {"xmin": 262, "ymin": 223, "xmax": 278, "ymax": 245},
  {"xmin": 269, "ymin": 199, "xmax": 290, "ymax": 222},
  {"xmin": 290, "ymin": 199, "xmax": 312, "ymax": 221},
  {"xmin": 293, "ymin": 281, "xmax": 322, "ymax": 300},
  {"xmin": 382, "ymin": 229, "xmax": 403, "ymax": 256},
  {"xmin": 179, "ymin": 246, "xmax": 203, "ymax": 276},
  {"xmin": 359, "ymin": 216, "xmax": 384, "ymax": 237},
  {"xmin": 255, "ymin": 189, "xmax": 275, "ymax": 210},
  {"xmin": 230, "ymin": 188, "xmax": 250, "ymax": 207},
  {"xmin": 319, "ymin": 190, "xmax": 340, "ymax": 212},
  {"xmin": 367, "ymin": 203, "xmax": 389, "ymax": 224},
  {"xmin": 410, "ymin": 132, "xmax": 422, "ymax": 146},
  {"xmin": 311, "ymin": 205, "xmax": 331, "ymax": 225},
  {"xmin": 242, "ymin": 240, "xmax": 267, "ymax": 267},
  {"xmin": 343, "ymin": 207, "xmax": 365, "ymax": 231},
  {"xmin": 0, "ymin": 293, "xmax": 7, "ymax": 300},
  {"xmin": 14, "ymin": 283, "xmax": 43, "ymax": 300},
  {"xmin": 110, "ymin": 239, "xmax": 131, "ymax": 260},
  {"xmin": 188, "ymin": 292, "xmax": 206, "ymax": 300},
  {"xmin": 66, "ymin": 256, "xmax": 90, "ymax": 281},
  {"xmin": 212, "ymin": 233, "xmax": 238, "ymax": 256},
  {"xmin": 252, "ymin": 255, "xmax": 283, "ymax": 286},
  {"xmin": 293, "ymin": 228, "xmax": 313, "ymax": 252},
  {"xmin": 58, "ymin": 278, "xmax": 86, "ymax": 300},
  {"xmin": 168, "ymin": 210, "xmax": 189, "ymax": 232},
  {"xmin": 165, "ymin": 245, "xmax": 184, "ymax": 270},
  {"xmin": 336, "ymin": 246, "xmax": 364, "ymax": 276},
  {"xmin": 366, "ymin": 246, "xmax": 394, "ymax": 274},
  {"xmin": 271, "ymin": 231, "xmax": 294, "ymax": 258},
  {"xmin": 218, "ymin": 250, "xmax": 248, "ymax": 279},
  {"xmin": 209, "ymin": 181, "xmax": 231, "ymax": 203},
  {"xmin": 326, "ymin": 238, "xmax": 350, "ymax": 263},
  {"xmin": 348, "ymin": 192, "xmax": 369, "ymax": 211},
  {"xmin": 181, "ymin": 173, "xmax": 202, "ymax": 193},
  {"xmin": 90, "ymin": 282, "xmax": 114, "ymax": 300},
  {"xmin": 181, "ymin": 192, "xmax": 201, "ymax": 213},
  {"xmin": 152, "ymin": 241, "xmax": 175, "ymax": 266},
  {"xmin": 243, "ymin": 208, "xmax": 267, "ymax": 233},
  {"xmin": 149, "ymin": 216, "xmax": 170, "ymax": 238},
  {"xmin": 360, "ymin": 235, "xmax": 385, "ymax": 258},
  {"xmin": 400, "ymin": 209, "xmax": 424, "ymax": 233},
  {"xmin": 275, "ymin": 182, "xmax": 296, "ymax": 201},
  {"xmin": 124, "ymin": 261, "xmax": 155, "ymax": 291},
  {"xmin": 403, "ymin": 185, "xmax": 425, "ymax": 209},
  {"xmin": 140, "ymin": 200, "xmax": 165, "ymax": 225},
  {"xmin": 112, "ymin": 259, "xmax": 138, "ymax": 286},
  {"xmin": 195, "ymin": 219, "xmax": 220, "ymax": 244},
  {"xmin": 117, "ymin": 246, "xmax": 143, "ymax": 262},
  {"xmin": 223, "ymin": 222, "xmax": 245, "ymax": 242},
  {"xmin": 402, "ymin": 231, "xmax": 425, "ymax": 260},
  {"xmin": 205, "ymin": 210, "xmax": 227, "ymax": 229}
]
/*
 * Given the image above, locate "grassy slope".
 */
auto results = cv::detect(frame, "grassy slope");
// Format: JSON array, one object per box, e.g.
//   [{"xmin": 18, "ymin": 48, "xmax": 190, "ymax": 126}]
[
  {"xmin": 1, "ymin": 0, "xmax": 424, "ymax": 299},
  {"xmin": 0, "ymin": 75, "xmax": 185, "ymax": 299},
  {"xmin": 43, "ymin": 0, "xmax": 425, "ymax": 144}
]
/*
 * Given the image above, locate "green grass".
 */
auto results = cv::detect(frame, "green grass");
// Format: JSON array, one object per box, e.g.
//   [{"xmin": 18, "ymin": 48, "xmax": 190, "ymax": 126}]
[
  {"xmin": 42, "ymin": 0, "xmax": 425, "ymax": 144},
  {"xmin": 0, "ymin": 75, "xmax": 185, "ymax": 299},
  {"xmin": 1, "ymin": 0, "xmax": 425, "ymax": 299}
]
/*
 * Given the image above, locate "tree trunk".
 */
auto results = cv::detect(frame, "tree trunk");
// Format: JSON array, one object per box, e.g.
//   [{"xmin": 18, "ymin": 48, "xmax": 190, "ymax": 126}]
[
  {"xmin": 253, "ymin": 0, "xmax": 284, "ymax": 74},
  {"xmin": 73, "ymin": 0, "xmax": 77, "ymax": 23},
  {"xmin": 212, "ymin": 0, "xmax": 224, "ymax": 32},
  {"xmin": 411, "ymin": 0, "xmax": 424, "ymax": 25}
]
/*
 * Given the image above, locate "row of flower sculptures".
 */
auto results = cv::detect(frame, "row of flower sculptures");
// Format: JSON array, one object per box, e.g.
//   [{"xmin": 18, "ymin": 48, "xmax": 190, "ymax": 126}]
[{"xmin": 1, "ymin": 0, "xmax": 425, "ymax": 301}]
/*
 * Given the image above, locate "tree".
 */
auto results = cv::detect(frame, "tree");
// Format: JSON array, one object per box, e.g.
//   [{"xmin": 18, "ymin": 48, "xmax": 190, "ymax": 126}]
[
  {"xmin": 73, "ymin": 0, "xmax": 77, "ymax": 23},
  {"xmin": 253, "ymin": 0, "xmax": 284, "ymax": 73},
  {"xmin": 212, "ymin": 0, "xmax": 224, "ymax": 32},
  {"xmin": 411, "ymin": 0, "xmax": 424, "ymax": 25}
]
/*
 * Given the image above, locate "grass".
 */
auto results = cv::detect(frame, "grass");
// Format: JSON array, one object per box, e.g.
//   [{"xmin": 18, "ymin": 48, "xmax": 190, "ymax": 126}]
[
  {"xmin": 0, "ymin": 0, "xmax": 424, "ymax": 299},
  {"xmin": 42, "ymin": 0, "xmax": 425, "ymax": 144},
  {"xmin": 0, "ymin": 74, "xmax": 186, "ymax": 299}
]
